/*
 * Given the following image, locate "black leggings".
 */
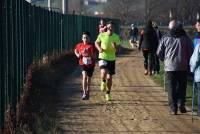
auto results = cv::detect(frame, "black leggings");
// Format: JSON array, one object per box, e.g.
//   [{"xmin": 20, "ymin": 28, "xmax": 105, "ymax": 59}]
[{"xmin": 142, "ymin": 50, "xmax": 154, "ymax": 71}]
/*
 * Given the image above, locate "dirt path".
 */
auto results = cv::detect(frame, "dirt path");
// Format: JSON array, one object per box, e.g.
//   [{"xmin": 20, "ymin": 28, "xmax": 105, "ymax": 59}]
[{"xmin": 56, "ymin": 50, "xmax": 200, "ymax": 134}]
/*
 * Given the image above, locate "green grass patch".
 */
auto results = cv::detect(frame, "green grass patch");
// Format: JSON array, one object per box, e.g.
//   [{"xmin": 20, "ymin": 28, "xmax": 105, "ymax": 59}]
[
  {"xmin": 121, "ymin": 39, "xmax": 132, "ymax": 49},
  {"xmin": 151, "ymin": 62, "xmax": 198, "ymax": 109},
  {"xmin": 151, "ymin": 62, "xmax": 165, "ymax": 87}
]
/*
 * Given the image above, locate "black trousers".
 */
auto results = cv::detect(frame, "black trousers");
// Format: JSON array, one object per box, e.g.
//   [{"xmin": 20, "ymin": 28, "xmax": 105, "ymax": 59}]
[
  {"xmin": 142, "ymin": 50, "xmax": 154, "ymax": 71},
  {"xmin": 165, "ymin": 71, "xmax": 187, "ymax": 111},
  {"xmin": 153, "ymin": 54, "xmax": 160, "ymax": 73}
]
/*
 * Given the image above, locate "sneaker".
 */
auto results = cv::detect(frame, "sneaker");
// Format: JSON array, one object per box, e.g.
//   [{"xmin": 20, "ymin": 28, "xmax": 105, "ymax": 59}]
[
  {"xmin": 179, "ymin": 106, "xmax": 187, "ymax": 113},
  {"xmin": 105, "ymin": 93, "xmax": 112, "ymax": 101},
  {"xmin": 144, "ymin": 70, "xmax": 148, "ymax": 75},
  {"xmin": 156, "ymin": 71, "xmax": 160, "ymax": 74},
  {"xmin": 81, "ymin": 94, "xmax": 87, "ymax": 100},
  {"xmin": 85, "ymin": 94, "xmax": 89, "ymax": 100},
  {"xmin": 169, "ymin": 109, "xmax": 177, "ymax": 115},
  {"xmin": 151, "ymin": 71, "xmax": 155, "ymax": 75},
  {"xmin": 155, "ymin": 71, "xmax": 159, "ymax": 75},
  {"xmin": 100, "ymin": 82, "xmax": 107, "ymax": 92},
  {"xmin": 149, "ymin": 71, "xmax": 152, "ymax": 76}
]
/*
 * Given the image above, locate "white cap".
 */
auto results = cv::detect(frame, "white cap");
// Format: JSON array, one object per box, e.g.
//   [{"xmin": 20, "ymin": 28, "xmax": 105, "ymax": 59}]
[{"xmin": 131, "ymin": 24, "xmax": 134, "ymax": 27}]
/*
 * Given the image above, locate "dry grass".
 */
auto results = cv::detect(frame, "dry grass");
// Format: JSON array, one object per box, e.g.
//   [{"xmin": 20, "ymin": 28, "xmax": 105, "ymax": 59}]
[{"xmin": 3, "ymin": 51, "xmax": 78, "ymax": 134}]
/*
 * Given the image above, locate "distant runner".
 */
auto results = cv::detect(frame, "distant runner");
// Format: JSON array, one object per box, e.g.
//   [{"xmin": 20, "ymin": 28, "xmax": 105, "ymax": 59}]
[{"xmin": 129, "ymin": 24, "xmax": 138, "ymax": 48}]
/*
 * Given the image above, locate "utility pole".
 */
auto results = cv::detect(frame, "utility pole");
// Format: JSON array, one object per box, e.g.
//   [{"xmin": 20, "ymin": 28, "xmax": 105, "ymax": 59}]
[
  {"xmin": 145, "ymin": 0, "xmax": 148, "ymax": 21},
  {"xmin": 62, "ymin": 0, "xmax": 68, "ymax": 14},
  {"xmin": 169, "ymin": 10, "xmax": 172, "ymax": 21},
  {"xmin": 48, "ymin": 0, "xmax": 51, "ymax": 11},
  {"xmin": 61, "ymin": 0, "xmax": 68, "ymax": 53},
  {"xmin": 26, "ymin": 0, "xmax": 31, "ymax": 3},
  {"xmin": 197, "ymin": 12, "xmax": 200, "ymax": 20}
]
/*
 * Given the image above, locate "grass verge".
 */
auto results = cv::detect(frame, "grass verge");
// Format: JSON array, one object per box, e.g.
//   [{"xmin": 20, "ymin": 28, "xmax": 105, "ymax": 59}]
[
  {"xmin": 151, "ymin": 62, "xmax": 198, "ymax": 109},
  {"xmin": 4, "ymin": 51, "xmax": 78, "ymax": 134}
]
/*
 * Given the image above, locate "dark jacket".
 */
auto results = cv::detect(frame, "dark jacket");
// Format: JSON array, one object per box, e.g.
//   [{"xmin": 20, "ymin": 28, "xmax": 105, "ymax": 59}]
[
  {"xmin": 129, "ymin": 27, "xmax": 138, "ymax": 37},
  {"xmin": 154, "ymin": 27, "xmax": 162, "ymax": 50},
  {"xmin": 139, "ymin": 26, "xmax": 158, "ymax": 52},
  {"xmin": 157, "ymin": 28, "xmax": 193, "ymax": 71}
]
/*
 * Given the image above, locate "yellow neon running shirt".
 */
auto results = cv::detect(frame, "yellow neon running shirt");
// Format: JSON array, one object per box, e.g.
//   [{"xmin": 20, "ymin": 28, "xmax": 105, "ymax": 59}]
[{"xmin": 96, "ymin": 32, "xmax": 121, "ymax": 61}]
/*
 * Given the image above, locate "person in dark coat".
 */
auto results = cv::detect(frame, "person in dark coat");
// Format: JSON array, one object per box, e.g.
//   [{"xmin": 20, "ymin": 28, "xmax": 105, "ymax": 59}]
[{"xmin": 139, "ymin": 20, "xmax": 158, "ymax": 75}]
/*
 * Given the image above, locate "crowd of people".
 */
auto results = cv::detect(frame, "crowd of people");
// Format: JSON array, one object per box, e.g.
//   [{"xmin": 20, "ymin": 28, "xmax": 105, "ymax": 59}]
[{"xmin": 74, "ymin": 18, "xmax": 200, "ymax": 116}]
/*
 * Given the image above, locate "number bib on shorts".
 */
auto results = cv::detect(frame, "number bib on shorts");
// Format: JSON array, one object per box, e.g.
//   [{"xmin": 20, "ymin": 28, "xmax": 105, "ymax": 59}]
[
  {"xmin": 83, "ymin": 57, "xmax": 92, "ymax": 65},
  {"xmin": 99, "ymin": 60, "xmax": 107, "ymax": 66}
]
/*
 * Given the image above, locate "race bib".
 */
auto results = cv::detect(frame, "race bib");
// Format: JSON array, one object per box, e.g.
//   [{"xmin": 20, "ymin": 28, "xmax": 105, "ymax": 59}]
[
  {"xmin": 83, "ymin": 57, "xmax": 92, "ymax": 65},
  {"xmin": 99, "ymin": 60, "xmax": 107, "ymax": 66}
]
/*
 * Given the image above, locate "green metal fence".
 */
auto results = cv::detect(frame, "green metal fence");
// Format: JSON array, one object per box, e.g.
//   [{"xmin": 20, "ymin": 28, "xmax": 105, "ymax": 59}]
[{"xmin": 0, "ymin": 0, "xmax": 120, "ymax": 130}]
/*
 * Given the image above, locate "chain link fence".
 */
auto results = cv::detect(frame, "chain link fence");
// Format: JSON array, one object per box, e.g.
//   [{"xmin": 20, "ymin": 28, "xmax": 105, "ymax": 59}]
[{"xmin": 0, "ymin": 0, "xmax": 120, "ymax": 130}]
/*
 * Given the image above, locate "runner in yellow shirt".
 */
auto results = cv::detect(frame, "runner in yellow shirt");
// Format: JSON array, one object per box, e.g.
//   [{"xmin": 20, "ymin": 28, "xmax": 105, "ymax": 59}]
[{"xmin": 95, "ymin": 21, "xmax": 121, "ymax": 101}]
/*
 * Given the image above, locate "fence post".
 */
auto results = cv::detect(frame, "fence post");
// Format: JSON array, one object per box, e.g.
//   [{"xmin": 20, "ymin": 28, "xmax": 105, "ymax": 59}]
[
  {"xmin": 60, "ymin": 14, "xmax": 63, "ymax": 52},
  {"xmin": 0, "ymin": 0, "xmax": 4, "ymax": 131}
]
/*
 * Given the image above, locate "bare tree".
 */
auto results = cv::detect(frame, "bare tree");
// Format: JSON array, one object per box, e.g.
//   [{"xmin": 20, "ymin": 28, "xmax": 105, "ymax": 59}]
[
  {"xmin": 145, "ymin": 0, "xmax": 163, "ymax": 20},
  {"xmin": 65, "ymin": 0, "xmax": 200, "ymax": 25},
  {"xmin": 143, "ymin": 0, "xmax": 200, "ymax": 24},
  {"xmin": 168, "ymin": 0, "xmax": 200, "ymax": 24},
  {"xmin": 104, "ymin": 0, "xmax": 166, "ymax": 24},
  {"xmin": 68, "ymin": 0, "xmax": 85, "ymax": 14},
  {"xmin": 104, "ymin": 0, "xmax": 141, "ymax": 24}
]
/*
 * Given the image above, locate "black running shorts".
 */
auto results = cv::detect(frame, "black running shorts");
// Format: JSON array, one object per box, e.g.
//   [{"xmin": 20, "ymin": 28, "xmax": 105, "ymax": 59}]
[
  {"xmin": 99, "ymin": 59, "xmax": 115, "ymax": 75},
  {"xmin": 81, "ymin": 65, "xmax": 95, "ymax": 77}
]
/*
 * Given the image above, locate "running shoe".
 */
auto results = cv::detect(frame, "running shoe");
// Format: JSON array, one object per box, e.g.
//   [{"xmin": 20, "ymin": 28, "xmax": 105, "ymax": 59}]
[
  {"xmin": 100, "ymin": 81, "xmax": 107, "ymax": 92},
  {"xmin": 105, "ymin": 93, "xmax": 112, "ymax": 101},
  {"xmin": 179, "ymin": 106, "xmax": 187, "ymax": 113},
  {"xmin": 85, "ymin": 93, "xmax": 89, "ymax": 100},
  {"xmin": 81, "ymin": 94, "xmax": 87, "ymax": 100}
]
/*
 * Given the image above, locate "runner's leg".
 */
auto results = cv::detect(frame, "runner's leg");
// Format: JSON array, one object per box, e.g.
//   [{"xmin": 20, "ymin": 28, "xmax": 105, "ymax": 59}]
[
  {"xmin": 100, "ymin": 68, "xmax": 107, "ymax": 91},
  {"xmin": 107, "ymin": 74, "xmax": 112, "ymax": 93},
  {"xmin": 129, "ymin": 39, "xmax": 134, "ymax": 48},
  {"xmin": 143, "ymin": 50, "xmax": 148, "ymax": 75},
  {"xmin": 86, "ymin": 77, "xmax": 91, "ymax": 99},
  {"xmin": 82, "ymin": 71, "xmax": 87, "ymax": 95},
  {"xmin": 101, "ymin": 68, "xmax": 107, "ymax": 81},
  {"xmin": 86, "ymin": 67, "xmax": 94, "ymax": 98}
]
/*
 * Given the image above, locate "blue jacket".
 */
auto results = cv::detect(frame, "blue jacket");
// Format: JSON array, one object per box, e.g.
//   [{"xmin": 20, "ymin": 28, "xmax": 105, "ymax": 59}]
[
  {"xmin": 193, "ymin": 32, "xmax": 200, "ymax": 48},
  {"xmin": 190, "ymin": 45, "xmax": 200, "ymax": 82}
]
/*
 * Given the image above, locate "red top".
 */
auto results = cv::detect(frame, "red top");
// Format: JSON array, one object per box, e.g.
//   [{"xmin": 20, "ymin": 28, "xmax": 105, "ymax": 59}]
[{"xmin": 74, "ymin": 43, "xmax": 96, "ymax": 67}]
